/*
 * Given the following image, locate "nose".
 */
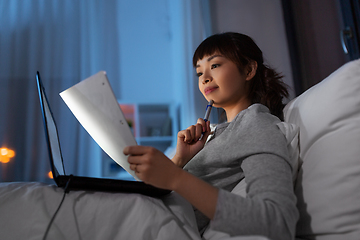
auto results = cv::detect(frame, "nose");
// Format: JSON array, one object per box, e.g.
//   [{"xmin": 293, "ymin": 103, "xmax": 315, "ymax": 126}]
[
  {"xmin": 201, "ymin": 71, "xmax": 212, "ymax": 84},
  {"xmin": 202, "ymin": 79, "xmax": 210, "ymax": 84}
]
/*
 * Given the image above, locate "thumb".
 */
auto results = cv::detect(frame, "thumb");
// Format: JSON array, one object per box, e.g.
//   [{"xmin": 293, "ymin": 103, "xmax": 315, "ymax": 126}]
[{"xmin": 200, "ymin": 121, "xmax": 212, "ymax": 143}]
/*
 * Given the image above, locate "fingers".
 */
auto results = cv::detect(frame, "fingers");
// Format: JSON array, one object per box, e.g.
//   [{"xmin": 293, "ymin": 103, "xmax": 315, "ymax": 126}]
[
  {"xmin": 199, "ymin": 122, "xmax": 212, "ymax": 142},
  {"xmin": 127, "ymin": 154, "xmax": 143, "ymax": 165},
  {"xmin": 178, "ymin": 119, "xmax": 210, "ymax": 143},
  {"xmin": 196, "ymin": 118, "xmax": 207, "ymax": 132},
  {"xmin": 129, "ymin": 163, "xmax": 138, "ymax": 172},
  {"xmin": 179, "ymin": 124, "xmax": 202, "ymax": 143},
  {"xmin": 197, "ymin": 118, "xmax": 211, "ymax": 134},
  {"xmin": 125, "ymin": 146, "xmax": 156, "ymax": 178},
  {"xmin": 124, "ymin": 145, "xmax": 151, "ymax": 156},
  {"xmin": 124, "ymin": 146, "xmax": 152, "ymax": 172},
  {"xmin": 124, "ymin": 146, "xmax": 176, "ymax": 189}
]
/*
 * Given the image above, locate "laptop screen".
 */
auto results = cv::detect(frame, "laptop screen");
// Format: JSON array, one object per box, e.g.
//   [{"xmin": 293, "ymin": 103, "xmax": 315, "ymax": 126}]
[
  {"xmin": 41, "ymin": 91, "xmax": 65, "ymax": 175},
  {"xmin": 37, "ymin": 72, "xmax": 65, "ymax": 176}
]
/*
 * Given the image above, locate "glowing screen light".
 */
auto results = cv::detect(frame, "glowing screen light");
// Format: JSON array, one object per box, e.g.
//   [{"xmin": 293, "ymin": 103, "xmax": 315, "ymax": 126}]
[{"xmin": 0, "ymin": 148, "xmax": 15, "ymax": 163}]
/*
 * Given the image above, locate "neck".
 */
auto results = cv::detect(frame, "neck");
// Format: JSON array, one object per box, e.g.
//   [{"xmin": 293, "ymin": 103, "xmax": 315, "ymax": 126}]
[{"xmin": 223, "ymin": 100, "xmax": 251, "ymax": 122}]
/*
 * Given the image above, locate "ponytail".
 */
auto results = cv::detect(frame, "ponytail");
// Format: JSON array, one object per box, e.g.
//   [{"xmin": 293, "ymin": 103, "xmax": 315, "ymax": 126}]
[{"xmin": 249, "ymin": 63, "xmax": 289, "ymax": 121}]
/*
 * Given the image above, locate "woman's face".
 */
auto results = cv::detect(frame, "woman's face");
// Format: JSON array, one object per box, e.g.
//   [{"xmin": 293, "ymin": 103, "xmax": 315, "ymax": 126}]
[{"xmin": 196, "ymin": 53, "xmax": 251, "ymax": 112}]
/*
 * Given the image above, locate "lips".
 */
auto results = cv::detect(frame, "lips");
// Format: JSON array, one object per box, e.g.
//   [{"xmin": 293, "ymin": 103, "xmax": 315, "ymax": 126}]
[{"xmin": 204, "ymin": 86, "xmax": 218, "ymax": 95}]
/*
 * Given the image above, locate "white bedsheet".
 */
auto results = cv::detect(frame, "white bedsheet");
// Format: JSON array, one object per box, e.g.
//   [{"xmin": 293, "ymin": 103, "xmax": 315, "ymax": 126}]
[{"xmin": 0, "ymin": 182, "xmax": 269, "ymax": 240}]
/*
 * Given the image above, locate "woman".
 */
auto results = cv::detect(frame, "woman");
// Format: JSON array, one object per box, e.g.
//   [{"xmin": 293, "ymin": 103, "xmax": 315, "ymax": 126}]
[{"xmin": 124, "ymin": 32, "xmax": 298, "ymax": 240}]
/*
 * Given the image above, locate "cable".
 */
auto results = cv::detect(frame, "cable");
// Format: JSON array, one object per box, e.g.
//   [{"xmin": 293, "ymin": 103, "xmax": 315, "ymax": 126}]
[{"xmin": 42, "ymin": 175, "xmax": 73, "ymax": 240}]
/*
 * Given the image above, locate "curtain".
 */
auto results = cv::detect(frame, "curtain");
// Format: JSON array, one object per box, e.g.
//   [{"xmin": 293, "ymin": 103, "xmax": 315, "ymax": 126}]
[
  {"xmin": 170, "ymin": 0, "xmax": 213, "ymax": 132},
  {"xmin": 0, "ymin": 0, "xmax": 123, "ymax": 182}
]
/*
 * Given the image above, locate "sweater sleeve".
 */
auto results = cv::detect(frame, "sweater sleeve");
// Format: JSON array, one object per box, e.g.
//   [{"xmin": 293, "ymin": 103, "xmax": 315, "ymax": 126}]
[
  {"xmin": 210, "ymin": 153, "xmax": 298, "ymax": 240},
  {"xmin": 209, "ymin": 105, "xmax": 299, "ymax": 240}
]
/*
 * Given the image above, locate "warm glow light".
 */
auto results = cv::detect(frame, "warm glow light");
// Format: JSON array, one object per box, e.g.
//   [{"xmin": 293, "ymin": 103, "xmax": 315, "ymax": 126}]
[
  {"xmin": 0, "ymin": 156, "xmax": 10, "ymax": 163},
  {"xmin": 7, "ymin": 150, "xmax": 15, "ymax": 158},
  {"xmin": 0, "ymin": 148, "xmax": 15, "ymax": 163},
  {"xmin": 48, "ymin": 171, "xmax": 53, "ymax": 179}
]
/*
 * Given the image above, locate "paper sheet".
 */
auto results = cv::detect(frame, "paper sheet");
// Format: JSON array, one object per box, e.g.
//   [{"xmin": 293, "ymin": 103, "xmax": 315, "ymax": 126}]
[{"xmin": 60, "ymin": 71, "xmax": 139, "ymax": 180}]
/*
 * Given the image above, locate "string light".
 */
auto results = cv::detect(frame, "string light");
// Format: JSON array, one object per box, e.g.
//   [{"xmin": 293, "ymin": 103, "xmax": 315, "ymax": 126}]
[{"xmin": 0, "ymin": 148, "xmax": 15, "ymax": 163}]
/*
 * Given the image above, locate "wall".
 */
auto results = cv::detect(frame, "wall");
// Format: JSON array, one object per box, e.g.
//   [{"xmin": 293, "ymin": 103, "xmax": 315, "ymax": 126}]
[
  {"xmin": 117, "ymin": 1, "xmax": 174, "ymax": 103},
  {"xmin": 209, "ymin": 0, "xmax": 295, "ymax": 100},
  {"xmin": 289, "ymin": 0, "xmax": 347, "ymax": 91}
]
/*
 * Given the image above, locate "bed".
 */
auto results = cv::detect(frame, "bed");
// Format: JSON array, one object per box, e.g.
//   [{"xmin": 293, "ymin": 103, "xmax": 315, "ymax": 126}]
[
  {"xmin": 1, "ymin": 59, "xmax": 359, "ymax": 240},
  {"xmin": 0, "ymin": 182, "xmax": 267, "ymax": 240},
  {"xmin": 0, "ymin": 182, "xmax": 201, "ymax": 240}
]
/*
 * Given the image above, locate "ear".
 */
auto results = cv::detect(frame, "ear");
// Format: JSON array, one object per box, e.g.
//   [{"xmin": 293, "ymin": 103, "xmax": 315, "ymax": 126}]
[{"xmin": 245, "ymin": 61, "xmax": 258, "ymax": 81}]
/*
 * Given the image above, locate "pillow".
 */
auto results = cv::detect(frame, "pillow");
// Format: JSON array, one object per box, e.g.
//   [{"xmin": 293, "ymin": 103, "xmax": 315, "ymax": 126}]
[
  {"xmin": 276, "ymin": 122, "xmax": 300, "ymax": 182},
  {"xmin": 283, "ymin": 59, "xmax": 360, "ymax": 240}
]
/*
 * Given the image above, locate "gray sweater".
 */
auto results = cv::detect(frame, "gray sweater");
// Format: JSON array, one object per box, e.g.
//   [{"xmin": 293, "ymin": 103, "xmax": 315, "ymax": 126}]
[{"xmin": 184, "ymin": 104, "xmax": 298, "ymax": 240}]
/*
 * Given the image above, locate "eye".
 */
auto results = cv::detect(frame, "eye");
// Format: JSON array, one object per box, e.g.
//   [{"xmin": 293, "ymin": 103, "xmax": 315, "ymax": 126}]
[
  {"xmin": 196, "ymin": 72, "xmax": 203, "ymax": 77},
  {"xmin": 211, "ymin": 64, "xmax": 220, "ymax": 69}
]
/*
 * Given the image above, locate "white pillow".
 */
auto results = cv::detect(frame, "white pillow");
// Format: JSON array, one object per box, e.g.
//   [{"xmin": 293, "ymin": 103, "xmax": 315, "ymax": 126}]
[
  {"xmin": 276, "ymin": 122, "xmax": 300, "ymax": 183},
  {"xmin": 283, "ymin": 59, "xmax": 360, "ymax": 240}
]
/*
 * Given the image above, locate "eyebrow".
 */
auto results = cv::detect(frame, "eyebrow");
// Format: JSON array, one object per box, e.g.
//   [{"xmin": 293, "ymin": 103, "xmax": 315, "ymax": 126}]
[{"xmin": 195, "ymin": 54, "xmax": 224, "ymax": 68}]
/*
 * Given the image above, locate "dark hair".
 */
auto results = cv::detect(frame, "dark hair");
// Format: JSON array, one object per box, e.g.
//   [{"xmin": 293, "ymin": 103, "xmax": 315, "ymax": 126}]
[{"xmin": 193, "ymin": 32, "xmax": 289, "ymax": 120}]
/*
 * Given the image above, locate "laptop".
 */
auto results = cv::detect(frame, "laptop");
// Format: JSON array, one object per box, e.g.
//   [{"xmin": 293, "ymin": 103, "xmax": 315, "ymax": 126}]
[{"xmin": 36, "ymin": 71, "xmax": 171, "ymax": 198}]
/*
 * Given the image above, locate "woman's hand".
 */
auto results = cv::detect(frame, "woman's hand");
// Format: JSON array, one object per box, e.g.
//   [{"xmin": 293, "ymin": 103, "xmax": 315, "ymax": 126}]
[
  {"xmin": 172, "ymin": 118, "xmax": 211, "ymax": 168},
  {"xmin": 124, "ymin": 146, "xmax": 182, "ymax": 190},
  {"xmin": 124, "ymin": 145, "xmax": 218, "ymax": 220}
]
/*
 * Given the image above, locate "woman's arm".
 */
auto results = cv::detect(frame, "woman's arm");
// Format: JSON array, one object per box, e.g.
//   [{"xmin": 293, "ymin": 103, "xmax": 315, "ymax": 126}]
[
  {"xmin": 168, "ymin": 163, "xmax": 219, "ymax": 220},
  {"xmin": 123, "ymin": 145, "xmax": 218, "ymax": 219},
  {"xmin": 124, "ymin": 118, "xmax": 215, "ymax": 217},
  {"xmin": 171, "ymin": 119, "xmax": 211, "ymax": 168},
  {"xmin": 210, "ymin": 154, "xmax": 298, "ymax": 240}
]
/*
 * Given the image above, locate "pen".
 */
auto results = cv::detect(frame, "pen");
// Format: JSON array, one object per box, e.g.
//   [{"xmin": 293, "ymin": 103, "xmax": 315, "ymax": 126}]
[{"xmin": 199, "ymin": 100, "xmax": 214, "ymax": 140}]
